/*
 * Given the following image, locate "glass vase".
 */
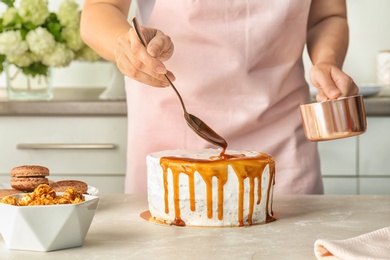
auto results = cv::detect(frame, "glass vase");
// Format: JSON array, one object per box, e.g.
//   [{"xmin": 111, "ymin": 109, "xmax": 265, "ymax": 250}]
[{"xmin": 5, "ymin": 63, "xmax": 53, "ymax": 101}]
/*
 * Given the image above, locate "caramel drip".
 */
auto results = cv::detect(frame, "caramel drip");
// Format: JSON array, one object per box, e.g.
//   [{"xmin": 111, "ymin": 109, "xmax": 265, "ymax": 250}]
[
  {"xmin": 160, "ymin": 153, "xmax": 275, "ymax": 226},
  {"xmin": 230, "ymin": 161, "xmax": 267, "ymax": 226},
  {"xmin": 266, "ymin": 159, "xmax": 276, "ymax": 223}
]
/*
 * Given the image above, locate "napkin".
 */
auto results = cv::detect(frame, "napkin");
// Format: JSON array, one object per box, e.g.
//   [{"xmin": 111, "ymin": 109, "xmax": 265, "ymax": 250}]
[{"xmin": 314, "ymin": 226, "xmax": 390, "ymax": 260}]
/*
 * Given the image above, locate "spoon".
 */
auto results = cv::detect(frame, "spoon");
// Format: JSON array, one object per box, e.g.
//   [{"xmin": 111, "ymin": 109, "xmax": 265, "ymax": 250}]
[{"xmin": 132, "ymin": 17, "xmax": 228, "ymax": 151}]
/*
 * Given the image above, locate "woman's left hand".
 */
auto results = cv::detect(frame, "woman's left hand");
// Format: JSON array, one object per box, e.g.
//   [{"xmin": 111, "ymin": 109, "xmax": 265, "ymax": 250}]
[{"xmin": 310, "ymin": 62, "xmax": 359, "ymax": 102}]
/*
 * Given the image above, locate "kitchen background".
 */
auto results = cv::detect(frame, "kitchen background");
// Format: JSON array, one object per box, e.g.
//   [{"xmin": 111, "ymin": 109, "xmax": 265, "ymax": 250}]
[
  {"xmin": 0, "ymin": 0, "xmax": 389, "ymax": 194},
  {"xmin": 0, "ymin": 0, "xmax": 388, "ymax": 88}
]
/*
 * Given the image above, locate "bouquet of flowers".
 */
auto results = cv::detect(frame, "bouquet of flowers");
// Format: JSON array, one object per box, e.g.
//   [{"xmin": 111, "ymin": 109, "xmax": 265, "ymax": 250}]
[{"xmin": 0, "ymin": 0, "xmax": 101, "ymax": 78}]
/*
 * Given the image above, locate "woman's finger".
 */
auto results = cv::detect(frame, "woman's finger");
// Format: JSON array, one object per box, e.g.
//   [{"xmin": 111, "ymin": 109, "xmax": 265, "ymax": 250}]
[{"xmin": 310, "ymin": 65, "xmax": 341, "ymax": 100}]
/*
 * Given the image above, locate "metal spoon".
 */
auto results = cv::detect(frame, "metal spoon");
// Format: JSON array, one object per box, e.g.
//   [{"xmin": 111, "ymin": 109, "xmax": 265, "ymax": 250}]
[{"xmin": 132, "ymin": 18, "xmax": 227, "ymax": 150}]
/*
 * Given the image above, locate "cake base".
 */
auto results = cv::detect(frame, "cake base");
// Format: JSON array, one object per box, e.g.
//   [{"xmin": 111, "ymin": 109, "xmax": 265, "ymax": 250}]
[{"xmin": 140, "ymin": 210, "xmax": 278, "ymax": 228}]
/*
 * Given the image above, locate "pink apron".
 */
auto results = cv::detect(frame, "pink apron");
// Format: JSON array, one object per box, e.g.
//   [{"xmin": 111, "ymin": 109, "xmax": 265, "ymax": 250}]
[{"xmin": 125, "ymin": 0, "xmax": 323, "ymax": 194}]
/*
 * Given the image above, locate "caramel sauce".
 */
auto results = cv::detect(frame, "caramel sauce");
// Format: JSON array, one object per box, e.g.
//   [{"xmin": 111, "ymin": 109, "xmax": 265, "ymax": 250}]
[{"xmin": 159, "ymin": 152, "xmax": 275, "ymax": 227}]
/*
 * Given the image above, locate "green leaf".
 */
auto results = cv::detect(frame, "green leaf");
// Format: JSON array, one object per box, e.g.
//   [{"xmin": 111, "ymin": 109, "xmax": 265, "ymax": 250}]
[
  {"xmin": 46, "ymin": 22, "xmax": 64, "ymax": 42},
  {"xmin": 1, "ymin": 0, "xmax": 15, "ymax": 8},
  {"xmin": 0, "ymin": 55, "xmax": 6, "ymax": 73},
  {"xmin": 23, "ymin": 21, "xmax": 38, "ymax": 31},
  {"xmin": 21, "ymin": 62, "xmax": 49, "ymax": 77},
  {"xmin": 0, "ymin": 18, "xmax": 4, "ymax": 33},
  {"xmin": 44, "ymin": 13, "xmax": 64, "ymax": 42},
  {"xmin": 20, "ymin": 26, "xmax": 29, "ymax": 40},
  {"xmin": 0, "ymin": 13, "xmax": 24, "ymax": 33}
]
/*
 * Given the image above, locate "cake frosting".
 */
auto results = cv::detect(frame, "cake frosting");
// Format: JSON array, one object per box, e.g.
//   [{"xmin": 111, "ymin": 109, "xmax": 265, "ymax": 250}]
[{"xmin": 146, "ymin": 149, "xmax": 276, "ymax": 227}]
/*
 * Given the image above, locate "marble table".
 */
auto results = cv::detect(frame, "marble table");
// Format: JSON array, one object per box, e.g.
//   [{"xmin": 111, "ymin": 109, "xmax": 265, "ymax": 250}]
[{"xmin": 1, "ymin": 194, "xmax": 389, "ymax": 259}]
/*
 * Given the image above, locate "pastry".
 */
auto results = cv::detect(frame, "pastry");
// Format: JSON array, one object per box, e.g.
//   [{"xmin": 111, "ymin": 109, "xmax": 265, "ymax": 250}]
[
  {"xmin": 0, "ymin": 189, "xmax": 22, "ymax": 198},
  {"xmin": 10, "ymin": 165, "xmax": 50, "ymax": 192},
  {"xmin": 50, "ymin": 180, "xmax": 88, "ymax": 194}
]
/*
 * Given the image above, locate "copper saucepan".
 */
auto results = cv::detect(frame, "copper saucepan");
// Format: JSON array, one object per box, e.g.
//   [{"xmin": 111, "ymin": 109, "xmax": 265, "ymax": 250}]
[{"xmin": 300, "ymin": 95, "xmax": 367, "ymax": 141}]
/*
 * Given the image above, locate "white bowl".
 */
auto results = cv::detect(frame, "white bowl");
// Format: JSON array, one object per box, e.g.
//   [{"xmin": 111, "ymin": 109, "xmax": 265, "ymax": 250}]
[
  {"xmin": 358, "ymin": 84, "xmax": 381, "ymax": 97},
  {"xmin": 0, "ymin": 194, "xmax": 99, "ymax": 252}
]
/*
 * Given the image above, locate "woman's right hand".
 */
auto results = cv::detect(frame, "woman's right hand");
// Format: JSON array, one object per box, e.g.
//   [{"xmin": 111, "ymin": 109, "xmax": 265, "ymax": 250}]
[{"xmin": 114, "ymin": 25, "xmax": 175, "ymax": 87}]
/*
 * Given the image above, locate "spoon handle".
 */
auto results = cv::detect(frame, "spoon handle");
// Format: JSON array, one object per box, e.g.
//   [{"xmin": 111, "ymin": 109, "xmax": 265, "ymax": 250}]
[
  {"xmin": 132, "ymin": 17, "xmax": 148, "ymax": 46},
  {"xmin": 131, "ymin": 18, "xmax": 188, "ymax": 115}
]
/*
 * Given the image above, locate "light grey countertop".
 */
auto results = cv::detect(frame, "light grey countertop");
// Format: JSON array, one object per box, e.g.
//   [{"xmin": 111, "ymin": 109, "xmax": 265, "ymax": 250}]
[
  {"xmin": 362, "ymin": 96, "xmax": 390, "ymax": 116},
  {"xmin": 1, "ymin": 87, "xmax": 390, "ymax": 116},
  {"xmin": 1, "ymin": 194, "xmax": 389, "ymax": 259},
  {"xmin": 0, "ymin": 87, "xmax": 127, "ymax": 116}
]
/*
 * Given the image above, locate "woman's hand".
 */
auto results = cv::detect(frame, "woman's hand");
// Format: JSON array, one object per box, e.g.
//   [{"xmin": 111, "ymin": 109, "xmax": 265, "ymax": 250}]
[
  {"xmin": 114, "ymin": 26, "xmax": 175, "ymax": 87},
  {"xmin": 310, "ymin": 62, "xmax": 359, "ymax": 102},
  {"xmin": 306, "ymin": 0, "xmax": 359, "ymax": 101}
]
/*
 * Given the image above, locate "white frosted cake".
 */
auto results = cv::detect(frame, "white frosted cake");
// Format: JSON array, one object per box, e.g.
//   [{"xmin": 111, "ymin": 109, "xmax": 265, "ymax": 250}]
[{"xmin": 146, "ymin": 149, "xmax": 276, "ymax": 227}]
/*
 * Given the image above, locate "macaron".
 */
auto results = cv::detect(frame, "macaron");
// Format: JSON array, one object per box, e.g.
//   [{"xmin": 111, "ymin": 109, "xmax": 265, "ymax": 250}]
[
  {"xmin": 0, "ymin": 189, "xmax": 22, "ymax": 198},
  {"xmin": 50, "ymin": 180, "xmax": 88, "ymax": 194},
  {"xmin": 10, "ymin": 165, "xmax": 50, "ymax": 192}
]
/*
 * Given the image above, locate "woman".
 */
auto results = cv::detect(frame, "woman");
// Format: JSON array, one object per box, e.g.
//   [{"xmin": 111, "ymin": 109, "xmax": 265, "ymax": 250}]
[{"xmin": 80, "ymin": 0, "xmax": 358, "ymax": 194}]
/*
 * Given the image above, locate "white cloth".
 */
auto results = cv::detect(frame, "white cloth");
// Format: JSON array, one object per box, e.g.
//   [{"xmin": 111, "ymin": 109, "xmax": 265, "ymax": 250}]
[{"xmin": 314, "ymin": 226, "xmax": 390, "ymax": 260}]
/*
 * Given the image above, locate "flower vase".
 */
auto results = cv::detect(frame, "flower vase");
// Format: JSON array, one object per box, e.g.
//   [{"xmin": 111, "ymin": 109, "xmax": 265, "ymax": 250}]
[{"xmin": 5, "ymin": 63, "xmax": 53, "ymax": 101}]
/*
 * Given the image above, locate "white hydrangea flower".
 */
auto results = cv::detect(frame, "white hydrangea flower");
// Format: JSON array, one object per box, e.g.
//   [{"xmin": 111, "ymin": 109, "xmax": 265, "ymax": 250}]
[
  {"xmin": 42, "ymin": 43, "xmax": 75, "ymax": 67},
  {"xmin": 7, "ymin": 52, "xmax": 40, "ymax": 67},
  {"xmin": 62, "ymin": 26, "xmax": 84, "ymax": 51},
  {"xmin": 76, "ymin": 45, "xmax": 102, "ymax": 62},
  {"xmin": 2, "ymin": 7, "xmax": 18, "ymax": 26},
  {"xmin": 26, "ymin": 27, "xmax": 56, "ymax": 56},
  {"xmin": 0, "ymin": 31, "xmax": 29, "ymax": 55},
  {"xmin": 18, "ymin": 0, "xmax": 50, "ymax": 26},
  {"xmin": 0, "ymin": 0, "xmax": 100, "ymax": 75},
  {"xmin": 58, "ymin": 0, "xmax": 80, "ymax": 27}
]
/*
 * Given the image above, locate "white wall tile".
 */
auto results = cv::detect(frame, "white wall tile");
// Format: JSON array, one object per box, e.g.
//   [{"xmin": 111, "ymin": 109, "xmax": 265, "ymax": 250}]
[
  {"xmin": 318, "ymin": 137, "xmax": 358, "ymax": 176},
  {"xmin": 359, "ymin": 117, "xmax": 390, "ymax": 175},
  {"xmin": 323, "ymin": 177, "xmax": 358, "ymax": 195},
  {"xmin": 360, "ymin": 177, "xmax": 390, "ymax": 195}
]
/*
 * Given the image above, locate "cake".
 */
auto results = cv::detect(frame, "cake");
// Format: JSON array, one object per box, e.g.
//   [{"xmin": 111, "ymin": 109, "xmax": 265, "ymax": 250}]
[{"xmin": 146, "ymin": 149, "xmax": 276, "ymax": 227}]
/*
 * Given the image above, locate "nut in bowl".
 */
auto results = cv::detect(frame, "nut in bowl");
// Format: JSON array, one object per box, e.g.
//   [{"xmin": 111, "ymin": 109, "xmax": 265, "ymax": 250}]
[{"xmin": 0, "ymin": 185, "xmax": 99, "ymax": 252}]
